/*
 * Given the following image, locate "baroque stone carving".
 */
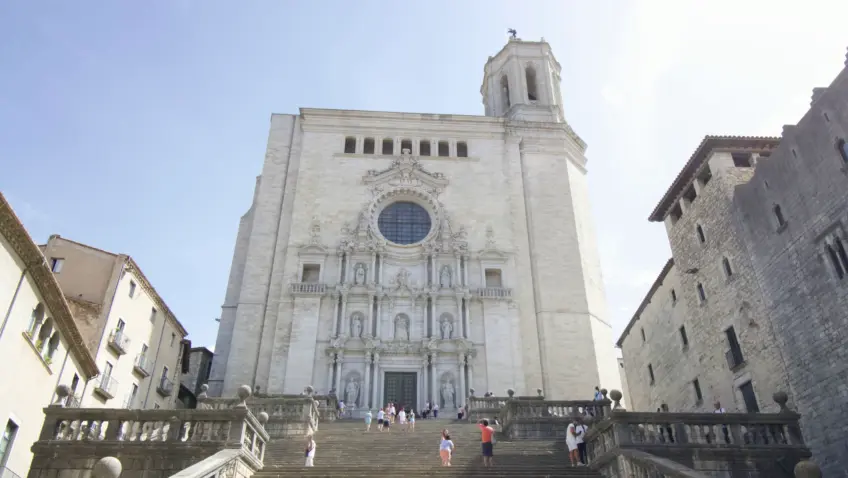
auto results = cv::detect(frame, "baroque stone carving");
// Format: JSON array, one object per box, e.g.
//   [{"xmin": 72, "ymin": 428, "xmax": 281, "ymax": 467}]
[
  {"xmin": 441, "ymin": 377, "xmax": 457, "ymax": 409},
  {"xmin": 440, "ymin": 265, "xmax": 452, "ymax": 288},
  {"xmin": 354, "ymin": 263, "xmax": 367, "ymax": 285},
  {"xmin": 350, "ymin": 313, "xmax": 364, "ymax": 338},
  {"xmin": 344, "ymin": 374, "xmax": 361, "ymax": 407},
  {"xmin": 486, "ymin": 225, "xmax": 497, "ymax": 248},
  {"xmin": 394, "ymin": 314, "xmax": 410, "ymax": 341},
  {"xmin": 309, "ymin": 216, "xmax": 322, "ymax": 245}
]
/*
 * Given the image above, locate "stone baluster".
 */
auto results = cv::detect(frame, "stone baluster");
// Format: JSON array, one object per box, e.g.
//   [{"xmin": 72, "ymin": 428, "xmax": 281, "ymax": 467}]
[
  {"xmin": 334, "ymin": 356, "xmax": 344, "ymax": 394},
  {"xmin": 364, "ymin": 352, "xmax": 372, "ymax": 409},
  {"xmin": 430, "ymin": 352, "xmax": 438, "ymax": 404},
  {"xmin": 371, "ymin": 353, "xmax": 381, "ymax": 408}
]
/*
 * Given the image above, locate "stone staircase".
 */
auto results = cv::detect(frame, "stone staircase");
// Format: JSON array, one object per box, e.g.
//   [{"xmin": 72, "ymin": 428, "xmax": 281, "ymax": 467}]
[{"xmin": 253, "ymin": 418, "xmax": 602, "ymax": 477}]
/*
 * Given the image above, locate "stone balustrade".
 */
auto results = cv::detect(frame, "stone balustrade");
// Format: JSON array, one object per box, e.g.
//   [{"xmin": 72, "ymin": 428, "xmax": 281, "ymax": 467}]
[
  {"xmin": 473, "ymin": 287, "xmax": 513, "ymax": 299},
  {"xmin": 290, "ymin": 282, "xmax": 327, "ymax": 295},
  {"xmin": 313, "ymin": 394, "xmax": 338, "ymax": 422}
]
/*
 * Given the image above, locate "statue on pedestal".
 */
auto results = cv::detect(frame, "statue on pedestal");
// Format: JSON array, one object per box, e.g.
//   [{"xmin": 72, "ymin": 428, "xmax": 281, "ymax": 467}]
[
  {"xmin": 440, "ymin": 265, "xmax": 452, "ymax": 288},
  {"xmin": 351, "ymin": 315, "xmax": 363, "ymax": 338},
  {"xmin": 345, "ymin": 378, "xmax": 360, "ymax": 407},
  {"xmin": 354, "ymin": 263, "xmax": 366, "ymax": 285},
  {"xmin": 441, "ymin": 380, "xmax": 456, "ymax": 409},
  {"xmin": 440, "ymin": 320, "xmax": 453, "ymax": 339}
]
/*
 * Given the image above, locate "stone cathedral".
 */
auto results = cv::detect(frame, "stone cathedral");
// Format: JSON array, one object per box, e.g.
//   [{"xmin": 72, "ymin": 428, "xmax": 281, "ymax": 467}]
[{"xmin": 209, "ymin": 37, "xmax": 622, "ymax": 412}]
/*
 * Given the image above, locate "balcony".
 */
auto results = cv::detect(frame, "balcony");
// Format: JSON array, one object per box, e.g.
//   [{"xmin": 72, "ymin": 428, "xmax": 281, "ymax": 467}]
[
  {"xmin": 133, "ymin": 353, "xmax": 151, "ymax": 377},
  {"xmin": 64, "ymin": 394, "xmax": 82, "ymax": 408},
  {"xmin": 726, "ymin": 349, "xmax": 745, "ymax": 370},
  {"xmin": 157, "ymin": 377, "xmax": 174, "ymax": 397},
  {"xmin": 290, "ymin": 282, "xmax": 327, "ymax": 296},
  {"xmin": 93, "ymin": 376, "xmax": 118, "ymax": 400},
  {"xmin": 474, "ymin": 287, "xmax": 513, "ymax": 300},
  {"xmin": 107, "ymin": 329, "xmax": 130, "ymax": 355}
]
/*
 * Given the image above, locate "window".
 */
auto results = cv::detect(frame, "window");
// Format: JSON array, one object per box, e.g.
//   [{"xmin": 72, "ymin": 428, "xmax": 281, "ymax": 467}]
[
  {"xmin": 693, "ymin": 379, "xmax": 703, "ymax": 403},
  {"xmin": 129, "ymin": 280, "xmax": 137, "ymax": 298},
  {"xmin": 682, "ymin": 186, "xmax": 697, "ymax": 204},
  {"xmin": 837, "ymin": 138, "xmax": 848, "ymax": 164},
  {"xmin": 679, "ymin": 325, "xmax": 689, "ymax": 347},
  {"xmin": 500, "ymin": 75, "xmax": 510, "ymax": 108},
  {"xmin": 301, "ymin": 264, "xmax": 321, "ymax": 283},
  {"xmin": 773, "ymin": 204, "xmax": 786, "ymax": 229},
  {"xmin": 103, "ymin": 362, "xmax": 114, "ymax": 381},
  {"xmin": 343, "ymin": 136, "xmax": 356, "ymax": 154},
  {"xmin": 170, "ymin": 333, "xmax": 176, "ymax": 347},
  {"xmin": 381, "ymin": 138, "xmax": 393, "ymax": 155},
  {"xmin": 46, "ymin": 332, "xmax": 60, "ymax": 360},
  {"xmin": 669, "ymin": 203, "xmax": 682, "ymax": 224},
  {"xmin": 127, "ymin": 384, "xmax": 139, "ymax": 409},
  {"xmin": 640, "ymin": 327, "xmax": 646, "ymax": 342},
  {"xmin": 0, "ymin": 419, "xmax": 19, "ymax": 467},
  {"xmin": 696, "ymin": 166, "xmax": 712, "ymax": 187},
  {"xmin": 161, "ymin": 366, "xmax": 170, "ymax": 385},
  {"xmin": 363, "ymin": 138, "xmax": 375, "ymax": 154},
  {"xmin": 647, "ymin": 364, "xmax": 655, "ymax": 385},
  {"xmin": 141, "ymin": 343, "xmax": 149, "ymax": 357},
  {"xmin": 116, "ymin": 319, "xmax": 125, "ymax": 331},
  {"xmin": 484, "ymin": 269, "xmax": 503, "ymax": 288},
  {"xmin": 732, "ymin": 153, "xmax": 752, "ymax": 167},
  {"xmin": 150, "ymin": 307, "xmax": 157, "ymax": 323},
  {"xmin": 739, "ymin": 381, "xmax": 760, "ymax": 413},
  {"xmin": 696, "ymin": 283, "xmax": 706, "ymax": 302},
  {"xmin": 457, "ymin": 141, "xmax": 468, "ymax": 158},
  {"xmin": 826, "ymin": 242, "xmax": 844, "ymax": 279},
  {"xmin": 696, "ymin": 224, "xmax": 706, "ymax": 243},
  {"xmin": 525, "ymin": 66, "xmax": 538, "ymax": 101},
  {"xmin": 419, "ymin": 140, "xmax": 431, "ymax": 156},
  {"xmin": 27, "ymin": 303, "xmax": 45, "ymax": 337},
  {"xmin": 670, "ymin": 289, "xmax": 677, "ymax": 303},
  {"xmin": 437, "ymin": 141, "xmax": 449, "ymax": 157},
  {"xmin": 722, "ymin": 257, "xmax": 733, "ymax": 277},
  {"xmin": 400, "ymin": 139, "xmax": 412, "ymax": 153},
  {"xmin": 50, "ymin": 258, "xmax": 64, "ymax": 273},
  {"xmin": 70, "ymin": 374, "xmax": 79, "ymax": 393},
  {"xmin": 377, "ymin": 202, "xmax": 432, "ymax": 245},
  {"xmin": 205, "ymin": 360, "xmax": 213, "ymax": 381},
  {"xmin": 725, "ymin": 326, "xmax": 744, "ymax": 369}
]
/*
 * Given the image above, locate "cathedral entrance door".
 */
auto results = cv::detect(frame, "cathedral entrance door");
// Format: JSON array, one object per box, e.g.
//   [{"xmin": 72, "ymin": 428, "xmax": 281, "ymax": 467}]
[{"xmin": 383, "ymin": 372, "xmax": 417, "ymax": 410}]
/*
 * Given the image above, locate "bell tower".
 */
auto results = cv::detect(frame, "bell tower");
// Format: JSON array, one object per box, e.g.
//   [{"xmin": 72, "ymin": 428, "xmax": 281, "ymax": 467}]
[{"xmin": 481, "ymin": 35, "xmax": 565, "ymax": 122}]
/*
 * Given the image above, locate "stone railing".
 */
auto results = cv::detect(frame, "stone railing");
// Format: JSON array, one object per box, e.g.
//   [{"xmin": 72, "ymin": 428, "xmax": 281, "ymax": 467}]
[
  {"xmin": 290, "ymin": 282, "xmax": 327, "ymax": 295},
  {"xmin": 169, "ymin": 448, "xmax": 258, "ymax": 478},
  {"xmin": 28, "ymin": 385, "xmax": 269, "ymax": 478},
  {"xmin": 314, "ymin": 394, "xmax": 338, "ymax": 422},
  {"xmin": 473, "ymin": 287, "xmax": 513, "ymax": 299},
  {"xmin": 502, "ymin": 398, "xmax": 612, "ymax": 439},
  {"xmin": 466, "ymin": 396, "xmax": 509, "ymax": 421},
  {"xmin": 199, "ymin": 384, "xmax": 321, "ymax": 438},
  {"xmin": 586, "ymin": 392, "xmax": 813, "ymax": 477}
]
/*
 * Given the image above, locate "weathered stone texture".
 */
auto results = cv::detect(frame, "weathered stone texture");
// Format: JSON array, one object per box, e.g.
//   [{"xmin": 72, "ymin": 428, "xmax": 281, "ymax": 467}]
[{"xmin": 733, "ymin": 62, "xmax": 848, "ymax": 475}]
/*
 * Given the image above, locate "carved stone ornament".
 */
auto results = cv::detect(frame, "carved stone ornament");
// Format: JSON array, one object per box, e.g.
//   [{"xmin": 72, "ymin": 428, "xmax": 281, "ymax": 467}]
[{"xmin": 309, "ymin": 216, "xmax": 322, "ymax": 245}]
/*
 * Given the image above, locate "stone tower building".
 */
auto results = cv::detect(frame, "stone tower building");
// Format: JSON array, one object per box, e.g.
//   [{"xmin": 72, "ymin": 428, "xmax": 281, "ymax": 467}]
[{"xmin": 208, "ymin": 37, "xmax": 621, "ymax": 409}]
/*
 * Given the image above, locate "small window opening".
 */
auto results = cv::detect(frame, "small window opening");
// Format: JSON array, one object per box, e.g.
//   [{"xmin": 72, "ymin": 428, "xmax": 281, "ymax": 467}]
[
  {"xmin": 343, "ymin": 137, "xmax": 356, "ymax": 154},
  {"xmin": 696, "ymin": 283, "xmax": 706, "ymax": 302},
  {"xmin": 669, "ymin": 203, "xmax": 683, "ymax": 224},
  {"xmin": 648, "ymin": 364, "xmax": 655, "ymax": 385},
  {"xmin": 693, "ymin": 379, "xmax": 703, "ymax": 403},
  {"xmin": 50, "ymin": 258, "xmax": 64, "ymax": 273},
  {"xmin": 400, "ymin": 139, "xmax": 412, "ymax": 154},
  {"xmin": 696, "ymin": 166, "xmax": 712, "ymax": 188},
  {"xmin": 682, "ymin": 186, "xmax": 697, "ymax": 204},
  {"xmin": 773, "ymin": 204, "xmax": 786, "ymax": 228},
  {"xmin": 129, "ymin": 280, "xmax": 137, "ymax": 298},
  {"xmin": 457, "ymin": 142, "xmax": 468, "ymax": 158},
  {"xmin": 722, "ymin": 257, "xmax": 733, "ymax": 277},
  {"xmin": 826, "ymin": 243, "xmax": 845, "ymax": 279},
  {"xmin": 759, "ymin": 151, "xmax": 771, "ymax": 158},
  {"xmin": 792, "ymin": 149, "xmax": 798, "ymax": 158},
  {"xmin": 835, "ymin": 237, "xmax": 848, "ymax": 272},
  {"xmin": 419, "ymin": 140, "xmax": 431, "ymax": 156},
  {"xmin": 679, "ymin": 326, "xmax": 689, "ymax": 347},
  {"xmin": 381, "ymin": 139, "xmax": 393, "ymax": 155},
  {"xmin": 640, "ymin": 327, "xmax": 646, "ymax": 342},
  {"xmin": 838, "ymin": 139, "xmax": 848, "ymax": 164},
  {"xmin": 438, "ymin": 141, "xmax": 450, "ymax": 157},
  {"xmin": 301, "ymin": 264, "xmax": 321, "ymax": 283},
  {"xmin": 824, "ymin": 112, "xmax": 831, "ymax": 122},
  {"xmin": 363, "ymin": 138, "xmax": 375, "ymax": 154},
  {"xmin": 670, "ymin": 289, "xmax": 677, "ymax": 303},
  {"xmin": 484, "ymin": 269, "xmax": 503, "ymax": 288},
  {"xmin": 739, "ymin": 380, "xmax": 760, "ymax": 413},
  {"xmin": 150, "ymin": 308, "xmax": 157, "ymax": 323},
  {"xmin": 696, "ymin": 224, "xmax": 706, "ymax": 243},
  {"xmin": 500, "ymin": 75, "xmax": 510, "ymax": 109},
  {"xmin": 726, "ymin": 326, "xmax": 744, "ymax": 368},
  {"xmin": 525, "ymin": 66, "xmax": 538, "ymax": 101},
  {"xmin": 732, "ymin": 153, "xmax": 752, "ymax": 167}
]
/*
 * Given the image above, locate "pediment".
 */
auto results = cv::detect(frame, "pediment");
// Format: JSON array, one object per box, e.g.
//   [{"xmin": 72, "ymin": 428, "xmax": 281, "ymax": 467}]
[{"xmin": 362, "ymin": 151, "xmax": 449, "ymax": 192}]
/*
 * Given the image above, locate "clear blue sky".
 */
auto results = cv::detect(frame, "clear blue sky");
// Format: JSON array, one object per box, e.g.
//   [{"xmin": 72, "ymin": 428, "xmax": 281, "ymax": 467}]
[{"xmin": 2, "ymin": 1, "xmax": 847, "ymax": 351}]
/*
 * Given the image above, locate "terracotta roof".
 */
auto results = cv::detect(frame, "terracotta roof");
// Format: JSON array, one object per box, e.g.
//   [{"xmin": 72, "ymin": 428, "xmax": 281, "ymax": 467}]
[
  {"xmin": 0, "ymin": 193, "xmax": 99, "ymax": 378},
  {"xmin": 648, "ymin": 135, "xmax": 780, "ymax": 222},
  {"xmin": 615, "ymin": 258, "xmax": 675, "ymax": 348}
]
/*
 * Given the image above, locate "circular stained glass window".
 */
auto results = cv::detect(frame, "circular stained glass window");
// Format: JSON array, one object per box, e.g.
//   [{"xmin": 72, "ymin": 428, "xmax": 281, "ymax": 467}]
[{"xmin": 378, "ymin": 201, "xmax": 432, "ymax": 245}]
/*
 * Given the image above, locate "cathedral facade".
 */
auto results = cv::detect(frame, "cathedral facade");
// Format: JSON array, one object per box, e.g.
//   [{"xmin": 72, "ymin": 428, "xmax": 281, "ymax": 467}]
[{"xmin": 208, "ymin": 38, "xmax": 621, "ymax": 410}]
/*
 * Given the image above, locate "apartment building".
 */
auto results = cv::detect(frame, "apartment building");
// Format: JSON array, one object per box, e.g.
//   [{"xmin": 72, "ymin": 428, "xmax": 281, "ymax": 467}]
[
  {"xmin": 0, "ymin": 193, "xmax": 99, "ymax": 477},
  {"xmin": 41, "ymin": 235, "xmax": 188, "ymax": 410}
]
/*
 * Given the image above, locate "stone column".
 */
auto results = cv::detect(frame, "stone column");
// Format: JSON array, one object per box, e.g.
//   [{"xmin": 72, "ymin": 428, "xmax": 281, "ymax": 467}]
[
  {"xmin": 463, "ymin": 294, "xmax": 471, "ymax": 339},
  {"xmin": 463, "ymin": 255, "xmax": 469, "ymax": 286},
  {"xmin": 458, "ymin": 356, "xmax": 466, "ymax": 408},
  {"xmin": 430, "ymin": 254, "xmax": 436, "ymax": 286},
  {"xmin": 337, "ymin": 252, "xmax": 344, "ymax": 282},
  {"xmin": 455, "ymin": 254, "xmax": 461, "ymax": 285},
  {"xmin": 376, "ymin": 297, "xmax": 383, "ymax": 338},
  {"xmin": 332, "ymin": 296, "xmax": 341, "ymax": 336},
  {"xmin": 334, "ymin": 356, "xmax": 344, "ymax": 393},
  {"xmin": 364, "ymin": 352, "xmax": 372, "ymax": 409},
  {"xmin": 430, "ymin": 352, "xmax": 438, "ymax": 404},
  {"xmin": 340, "ymin": 294, "xmax": 348, "ymax": 335},
  {"xmin": 370, "ymin": 253, "xmax": 376, "ymax": 282},
  {"xmin": 429, "ymin": 293, "xmax": 436, "ymax": 338},
  {"xmin": 326, "ymin": 355, "xmax": 335, "ymax": 393},
  {"xmin": 367, "ymin": 294, "xmax": 375, "ymax": 336},
  {"xmin": 455, "ymin": 296, "xmax": 463, "ymax": 339},
  {"xmin": 372, "ymin": 353, "xmax": 381, "ymax": 408},
  {"xmin": 467, "ymin": 361, "xmax": 473, "ymax": 397},
  {"xmin": 344, "ymin": 253, "xmax": 351, "ymax": 283}
]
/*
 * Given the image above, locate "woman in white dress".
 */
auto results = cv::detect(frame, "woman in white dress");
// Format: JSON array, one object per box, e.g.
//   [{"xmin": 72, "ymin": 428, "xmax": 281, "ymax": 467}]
[
  {"xmin": 304, "ymin": 434, "xmax": 316, "ymax": 467},
  {"xmin": 565, "ymin": 419, "xmax": 579, "ymax": 466}
]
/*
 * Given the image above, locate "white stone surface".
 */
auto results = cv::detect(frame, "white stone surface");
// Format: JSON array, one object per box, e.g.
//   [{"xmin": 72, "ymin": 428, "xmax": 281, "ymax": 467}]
[{"xmin": 210, "ymin": 39, "xmax": 620, "ymax": 404}]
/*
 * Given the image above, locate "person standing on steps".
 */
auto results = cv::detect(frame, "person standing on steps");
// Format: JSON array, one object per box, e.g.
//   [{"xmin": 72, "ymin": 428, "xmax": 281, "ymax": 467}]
[
  {"xmin": 439, "ymin": 429, "xmax": 455, "ymax": 466},
  {"xmin": 365, "ymin": 409, "xmax": 373, "ymax": 432},
  {"xmin": 433, "ymin": 402, "xmax": 439, "ymax": 419},
  {"xmin": 398, "ymin": 407, "xmax": 407, "ymax": 431},
  {"xmin": 478, "ymin": 419, "xmax": 495, "ymax": 468},
  {"xmin": 304, "ymin": 434, "xmax": 316, "ymax": 467},
  {"xmin": 377, "ymin": 407, "xmax": 386, "ymax": 431},
  {"xmin": 409, "ymin": 409, "xmax": 416, "ymax": 431},
  {"xmin": 566, "ymin": 418, "xmax": 580, "ymax": 466},
  {"xmin": 575, "ymin": 418, "xmax": 589, "ymax": 466}
]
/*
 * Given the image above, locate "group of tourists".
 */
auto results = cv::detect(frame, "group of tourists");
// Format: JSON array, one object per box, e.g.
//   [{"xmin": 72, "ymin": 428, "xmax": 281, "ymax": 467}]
[{"xmin": 364, "ymin": 402, "xmax": 418, "ymax": 432}]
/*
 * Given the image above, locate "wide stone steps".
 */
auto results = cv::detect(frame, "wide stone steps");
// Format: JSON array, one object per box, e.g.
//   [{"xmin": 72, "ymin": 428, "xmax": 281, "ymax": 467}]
[{"xmin": 254, "ymin": 419, "xmax": 600, "ymax": 477}]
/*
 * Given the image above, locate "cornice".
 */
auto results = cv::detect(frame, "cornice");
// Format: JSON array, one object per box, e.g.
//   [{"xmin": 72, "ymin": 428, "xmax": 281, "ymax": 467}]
[
  {"xmin": 124, "ymin": 258, "xmax": 188, "ymax": 337},
  {"xmin": 0, "ymin": 193, "xmax": 99, "ymax": 379}
]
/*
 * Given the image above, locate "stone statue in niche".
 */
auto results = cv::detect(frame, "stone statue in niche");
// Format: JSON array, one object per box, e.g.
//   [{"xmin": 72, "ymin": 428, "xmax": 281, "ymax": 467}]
[
  {"xmin": 395, "ymin": 268, "xmax": 410, "ymax": 288},
  {"xmin": 440, "ymin": 320, "xmax": 453, "ymax": 340},
  {"xmin": 440, "ymin": 265, "xmax": 452, "ymax": 288},
  {"xmin": 394, "ymin": 315, "xmax": 410, "ymax": 341},
  {"xmin": 441, "ymin": 379, "xmax": 456, "ymax": 409},
  {"xmin": 354, "ymin": 263, "xmax": 366, "ymax": 285},
  {"xmin": 344, "ymin": 377, "xmax": 360, "ymax": 407},
  {"xmin": 357, "ymin": 211, "xmax": 369, "ymax": 234},
  {"xmin": 351, "ymin": 314, "xmax": 363, "ymax": 338}
]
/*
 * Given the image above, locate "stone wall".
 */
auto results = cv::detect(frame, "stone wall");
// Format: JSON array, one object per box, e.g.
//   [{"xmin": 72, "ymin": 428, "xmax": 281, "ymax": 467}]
[{"xmin": 732, "ymin": 56, "xmax": 848, "ymax": 476}]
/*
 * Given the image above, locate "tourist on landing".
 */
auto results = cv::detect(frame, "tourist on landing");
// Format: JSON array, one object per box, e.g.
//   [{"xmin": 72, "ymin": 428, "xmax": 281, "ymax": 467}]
[
  {"xmin": 398, "ymin": 408, "xmax": 407, "ymax": 430},
  {"xmin": 478, "ymin": 419, "xmax": 495, "ymax": 468},
  {"xmin": 457, "ymin": 405, "xmax": 464, "ymax": 420},
  {"xmin": 377, "ymin": 408, "xmax": 386, "ymax": 431},
  {"xmin": 409, "ymin": 409, "xmax": 416, "ymax": 431},
  {"xmin": 566, "ymin": 418, "xmax": 581, "ymax": 466},
  {"xmin": 439, "ymin": 429, "xmax": 455, "ymax": 466},
  {"xmin": 389, "ymin": 403, "xmax": 397, "ymax": 423},
  {"xmin": 304, "ymin": 434, "xmax": 316, "ymax": 467},
  {"xmin": 423, "ymin": 401, "xmax": 430, "ymax": 419},
  {"xmin": 338, "ymin": 399, "xmax": 345, "ymax": 419},
  {"xmin": 433, "ymin": 402, "xmax": 439, "ymax": 419},
  {"xmin": 714, "ymin": 401, "xmax": 730, "ymax": 444},
  {"xmin": 574, "ymin": 418, "xmax": 589, "ymax": 466},
  {"xmin": 365, "ymin": 409, "xmax": 373, "ymax": 432}
]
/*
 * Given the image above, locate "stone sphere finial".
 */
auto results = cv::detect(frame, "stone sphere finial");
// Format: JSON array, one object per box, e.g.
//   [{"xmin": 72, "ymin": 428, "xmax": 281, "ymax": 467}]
[
  {"xmin": 236, "ymin": 384, "xmax": 252, "ymax": 408},
  {"xmin": 536, "ymin": 388, "xmax": 543, "ymax": 397},
  {"xmin": 51, "ymin": 384, "xmax": 71, "ymax": 407},
  {"xmin": 197, "ymin": 384, "xmax": 209, "ymax": 402},
  {"xmin": 507, "ymin": 388, "xmax": 515, "ymax": 398},
  {"xmin": 601, "ymin": 388, "xmax": 608, "ymax": 398},
  {"xmin": 610, "ymin": 389, "xmax": 623, "ymax": 409},
  {"xmin": 257, "ymin": 411, "xmax": 269, "ymax": 428},
  {"xmin": 794, "ymin": 459, "xmax": 822, "ymax": 478},
  {"xmin": 92, "ymin": 456, "xmax": 122, "ymax": 478},
  {"xmin": 305, "ymin": 385, "xmax": 315, "ymax": 396},
  {"xmin": 773, "ymin": 391, "xmax": 790, "ymax": 412},
  {"xmin": 469, "ymin": 388, "xmax": 476, "ymax": 397}
]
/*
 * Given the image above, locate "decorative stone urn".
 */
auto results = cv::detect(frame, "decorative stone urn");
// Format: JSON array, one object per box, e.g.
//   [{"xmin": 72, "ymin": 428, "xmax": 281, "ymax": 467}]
[
  {"xmin": 506, "ymin": 388, "xmax": 515, "ymax": 398},
  {"xmin": 469, "ymin": 388, "xmax": 476, "ymax": 397},
  {"xmin": 536, "ymin": 388, "xmax": 543, "ymax": 397}
]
